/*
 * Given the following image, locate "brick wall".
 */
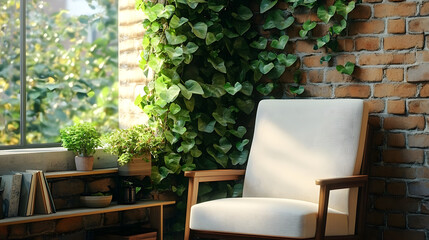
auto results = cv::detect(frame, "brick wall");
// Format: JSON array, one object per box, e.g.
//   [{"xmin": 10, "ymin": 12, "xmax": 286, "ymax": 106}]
[
  {"xmin": 118, "ymin": 0, "xmax": 149, "ymax": 129},
  {"xmin": 282, "ymin": 1, "xmax": 429, "ymax": 239}
]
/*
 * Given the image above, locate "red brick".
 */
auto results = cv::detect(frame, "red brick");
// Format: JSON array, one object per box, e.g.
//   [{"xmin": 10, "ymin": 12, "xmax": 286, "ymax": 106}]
[
  {"xmin": 123, "ymin": 209, "xmax": 147, "ymax": 224},
  {"xmin": 367, "ymin": 99, "xmax": 385, "ymax": 113},
  {"xmin": 336, "ymin": 54, "xmax": 356, "ymax": 65},
  {"xmin": 359, "ymin": 53, "xmax": 416, "ymax": 65},
  {"xmin": 0, "ymin": 226, "xmax": 6, "ymax": 240},
  {"xmin": 388, "ymin": 19, "xmax": 406, "ymax": 34},
  {"xmin": 349, "ymin": 20, "xmax": 385, "ymax": 35},
  {"xmin": 369, "ymin": 179, "xmax": 386, "ymax": 194},
  {"xmin": 302, "ymin": 85, "xmax": 332, "ymax": 98},
  {"xmin": 387, "ymin": 213, "xmax": 406, "ymax": 228},
  {"xmin": 87, "ymin": 178, "xmax": 116, "ymax": 193},
  {"xmin": 408, "ymin": 214, "xmax": 429, "ymax": 229},
  {"xmin": 408, "ymin": 134, "xmax": 429, "ymax": 148},
  {"xmin": 423, "ymin": 201, "xmax": 429, "ymax": 214},
  {"xmin": 307, "ymin": 70, "xmax": 323, "ymax": 83},
  {"xmin": 386, "ymin": 68, "xmax": 404, "ymax": 82},
  {"xmin": 409, "ymin": 182, "xmax": 429, "ymax": 197},
  {"xmin": 8, "ymin": 224, "xmax": 27, "ymax": 239},
  {"xmin": 52, "ymin": 179, "xmax": 85, "ymax": 197},
  {"xmin": 384, "ymin": 35, "xmax": 424, "ymax": 50},
  {"xmin": 421, "ymin": 2, "xmax": 429, "ymax": 15},
  {"xmin": 363, "ymin": 0, "xmax": 382, "ymax": 3},
  {"xmin": 367, "ymin": 211, "xmax": 384, "ymax": 225},
  {"xmin": 311, "ymin": 24, "xmax": 330, "ymax": 38},
  {"xmin": 387, "ymin": 132, "xmax": 405, "ymax": 147},
  {"xmin": 355, "ymin": 37, "xmax": 380, "ymax": 51},
  {"xmin": 383, "ymin": 149, "xmax": 424, "ymax": 163},
  {"xmin": 387, "ymin": 182, "xmax": 407, "ymax": 196},
  {"xmin": 371, "ymin": 166, "xmax": 417, "ymax": 179},
  {"xmin": 373, "ymin": 130, "xmax": 385, "ymax": 145},
  {"xmin": 294, "ymin": 12, "xmax": 320, "ymax": 24},
  {"xmin": 349, "ymin": 5, "xmax": 372, "ymax": 19},
  {"xmin": 337, "ymin": 38, "xmax": 354, "ymax": 52},
  {"xmin": 30, "ymin": 221, "xmax": 55, "ymax": 234},
  {"xmin": 409, "ymin": 99, "xmax": 429, "ymax": 113},
  {"xmin": 384, "ymin": 229, "xmax": 425, "ymax": 240},
  {"xmin": 384, "ymin": 116, "xmax": 425, "ymax": 130},
  {"xmin": 335, "ymin": 85, "xmax": 371, "ymax": 98},
  {"xmin": 369, "ymin": 116, "xmax": 382, "ymax": 129},
  {"xmin": 104, "ymin": 212, "xmax": 120, "ymax": 225},
  {"xmin": 407, "ymin": 63, "xmax": 429, "ymax": 82},
  {"xmin": 374, "ymin": 3, "xmax": 417, "ymax": 18},
  {"xmin": 387, "ymin": 99, "xmax": 405, "ymax": 114},
  {"xmin": 374, "ymin": 83, "xmax": 417, "ymax": 97},
  {"xmin": 409, "ymin": 17, "xmax": 429, "ymax": 33},
  {"xmin": 418, "ymin": 50, "xmax": 429, "ymax": 62},
  {"xmin": 374, "ymin": 197, "xmax": 419, "ymax": 211},
  {"xmin": 295, "ymin": 41, "xmax": 324, "ymax": 54},
  {"xmin": 56, "ymin": 217, "xmax": 83, "ymax": 233},
  {"xmin": 302, "ymin": 56, "xmax": 328, "ymax": 68},
  {"xmin": 353, "ymin": 68, "xmax": 383, "ymax": 82},
  {"xmin": 420, "ymin": 84, "xmax": 429, "ymax": 97},
  {"xmin": 83, "ymin": 214, "xmax": 102, "ymax": 229}
]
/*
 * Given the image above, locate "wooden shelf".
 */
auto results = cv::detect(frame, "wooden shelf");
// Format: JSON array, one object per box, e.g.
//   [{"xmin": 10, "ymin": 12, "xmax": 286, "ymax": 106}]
[
  {"xmin": 44, "ymin": 168, "xmax": 118, "ymax": 179},
  {"xmin": 0, "ymin": 200, "xmax": 175, "ymax": 226}
]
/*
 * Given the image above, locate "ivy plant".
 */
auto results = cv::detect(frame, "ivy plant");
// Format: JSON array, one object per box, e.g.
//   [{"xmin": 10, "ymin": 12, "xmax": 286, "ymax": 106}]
[{"xmin": 135, "ymin": 0, "xmax": 357, "ymax": 234}]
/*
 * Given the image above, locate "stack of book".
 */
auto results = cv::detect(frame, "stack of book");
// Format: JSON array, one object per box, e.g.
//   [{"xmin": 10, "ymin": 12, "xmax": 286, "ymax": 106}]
[{"xmin": 1, "ymin": 170, "xmax": 56, "ymax": 218}]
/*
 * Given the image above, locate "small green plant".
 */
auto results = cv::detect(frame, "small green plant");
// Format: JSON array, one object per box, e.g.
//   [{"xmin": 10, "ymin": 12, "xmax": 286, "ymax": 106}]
[
  {"xmin": 60, "ymin": 122, "xmax": 101, "ymax": 157},
  {"xmin": 102, "ymin": 125, "xmax": 164, "ymax": 166}
]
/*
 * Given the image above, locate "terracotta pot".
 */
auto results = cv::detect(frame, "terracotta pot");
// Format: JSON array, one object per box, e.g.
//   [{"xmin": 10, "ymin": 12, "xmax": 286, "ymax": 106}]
[
  {"xmin": 75, "ymin": 156, "xmax": 94, "ymax": 171},
  {"xmin": 118, "ymin": 154, "xmax": 151, "ymax": 176}
]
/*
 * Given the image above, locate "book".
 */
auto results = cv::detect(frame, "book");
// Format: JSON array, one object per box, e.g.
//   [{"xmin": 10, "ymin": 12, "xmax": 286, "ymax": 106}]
[
  {"xmin": 18, "ymin": 172, "xmax": 37, "ymax": 216},
  {"xmin": 26, "ymin": 170, "xmax": 53, "ymax": 215},
  {"xmin": 41, "ymin": 172, "xmax": 56, "ymax": 213},
  {"xmin": 1, "ymin": 173, "xmax": 23, "ymax": 217}
]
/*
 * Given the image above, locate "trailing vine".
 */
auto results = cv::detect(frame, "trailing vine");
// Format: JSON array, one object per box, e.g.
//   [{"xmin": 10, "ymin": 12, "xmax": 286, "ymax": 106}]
[{"xmin": 135, "ymin": 0, "xmax": 356, "ymax": 235}]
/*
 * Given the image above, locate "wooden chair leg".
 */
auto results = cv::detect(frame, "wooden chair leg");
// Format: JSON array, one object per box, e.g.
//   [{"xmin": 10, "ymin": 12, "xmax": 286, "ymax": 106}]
[{"xmin": 184, "ymin": 178, "xmax": 199, "ymax": 240}]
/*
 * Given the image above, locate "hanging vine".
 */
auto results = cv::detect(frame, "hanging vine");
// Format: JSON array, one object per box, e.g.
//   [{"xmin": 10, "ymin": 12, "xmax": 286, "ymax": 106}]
[{"xmin": 135, "ymin": 0, "xmax": 356, "ymax": 234}]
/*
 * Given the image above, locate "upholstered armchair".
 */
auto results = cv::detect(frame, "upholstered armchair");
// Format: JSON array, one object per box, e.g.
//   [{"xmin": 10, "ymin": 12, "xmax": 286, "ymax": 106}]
[{"xmin": 184, "ymin": 99, "xmax": 369, "ymax": 240}]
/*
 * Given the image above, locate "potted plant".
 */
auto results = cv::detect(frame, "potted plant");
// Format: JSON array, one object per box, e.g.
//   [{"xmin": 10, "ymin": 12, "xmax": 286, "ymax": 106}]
[
  {"xmin": 60, "ymin": 122, "xmax": 101, "ymax": 171},
  {"xmin": 103, "ymin": 124, "xmax": 163, "ymax": 176}
]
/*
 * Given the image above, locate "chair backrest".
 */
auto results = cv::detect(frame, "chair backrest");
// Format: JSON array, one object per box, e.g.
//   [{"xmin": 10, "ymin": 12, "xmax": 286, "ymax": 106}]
[{"xmin": 243, "ymin": 99, "xmax": 368, "ymax": 216}]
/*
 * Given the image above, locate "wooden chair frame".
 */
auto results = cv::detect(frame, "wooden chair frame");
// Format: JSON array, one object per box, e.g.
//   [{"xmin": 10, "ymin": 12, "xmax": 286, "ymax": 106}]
[{"xmin": 184, "ymin": 170, "xmax": 368, "ymax": 240}]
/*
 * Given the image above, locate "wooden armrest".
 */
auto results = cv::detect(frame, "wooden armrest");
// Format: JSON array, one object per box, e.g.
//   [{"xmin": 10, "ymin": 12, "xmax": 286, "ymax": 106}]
[
  {"xmin": 315, "ymin": 175, "xmax": 368, "ymax": 190},
  {"xmin": 184, "ymin": 169, "xmax": 245, "ymax": 182}
]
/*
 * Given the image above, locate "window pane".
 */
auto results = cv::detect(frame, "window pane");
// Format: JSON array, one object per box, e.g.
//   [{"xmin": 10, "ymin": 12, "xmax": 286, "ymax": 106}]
[
  {"xmin": 26, "ymin": 0, "xmax": 118, "ymax": 144},
  {"xmin": 0, "ymin": 0, "xmax": 21, "ymax": 146}
]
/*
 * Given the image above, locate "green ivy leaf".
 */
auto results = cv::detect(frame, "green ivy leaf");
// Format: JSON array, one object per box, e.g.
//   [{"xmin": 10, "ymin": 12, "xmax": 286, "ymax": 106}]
[
  {"xmin": 183, "ymin": 42, "xmax": 199, "ymax": 54},
  {"xmin": 336, "ymin": 61, "xmax": 355, "ymax": 75},
  {"xmin": 236, "ymin": 5, "xmax": 253, "ymax": 20},
  {"xmin": 317, "ymin": 5, "xmax": 336, "ymax": 23},
  {"xmin": 320, "ymin": 55, "xmax": 332, "ymax": 64},
  {"xmin": 172, "ymin": 119, "xmax": 187, "ymax": 135},
  {"xmin": 165, "ymin": 30, "xmax": 187, "ymax": 45},
  {"xmin": 164, "ymin": 130, "xmax": 179, "ymax": 144},
  {"xmin": 207, "ymin": 147, "xmax": 228, "ymax": 168},
  {"xmin": 240, "ymin": 81, "xmax": 253, "ymax": 96},
  {"xmin": 256, "ymin": 83, "xmax": 274, "ymax": 95},
  {"xmin": 258, "ymin": 62, "xmax": 274, "ymax": 74},
  {"xmin": 181, "ymin": 163, "xmax": 196, "ymax": 171},
  {"xmin": 270, "ymin": 35, "xmax": 289, "ymax": 50},
  {"xmin": 258, "ymin": 51, "xmax": 277, "ymax": 61},
  {"xmin": 250, "ymin": 37, "xmax": 268, "ymax": 50},
  {"xmin": 169, "ymin": 103, "xmax": 181, "ymax": 114},
  {"xmin": 208, "ymin": 57, "xmax": 227, "ymax": 73},
  {"xmin": 213, "ymin": 137, "xmax": 232, "ymax": 153},
  {"xmin": 332, "ymin": 19, "xmax": 347, "ymax": 34},
  {"xmin": 289, "ymin": 85, "xmax": 305, "ymax": 95},
  {"xmin": 230, "ymin": 150, "xmax": 249, "ymax": 165},
  {"xmin": 206, "ymin": 32, "xmax": 217, "ymax": 45},
  {"xmin": 299, "ymin": 20, "xmax": 317, "ymax": 38},
  {"xmin": 277, "ymin": 53, "xmax": 297, "ymax": 67},
  {"xmin": 335, "ymin": 0, "xmax": 355, "ymax": 19},
  {"xmin": 229, "ymin": 126, "xmax": 247, "ymax": 138},
  {"xmin": 208, "ymin": 2, "xmax": 224, "ymax": 12},
  {"xmin": 170, "ymin": 15, "xmax": 188, "ymax": 28},
  {"xmin": 147, "ymin": 4, "xmax": 164, "ymax": 22},
  {"xmin": 315, "ymin": 34, "xmax": 330, "ymax": 49},
  {"xmin": 192, "ymin": 22, "xmax": 208, "ymax": 39},
  {"xmin": 180, "ymin": 140, "xmax": 195, "ymax": 153},
  {"xmin": 267, "ymin": 63, "xmax": 286, "ymax": 79},
  {"xmin": 184, "ymin": 98, "xmax": 195, "ymax": 112},
  {"xmin": 236, "ymin": 139, "xmax": 249, "ymax": 151},
  {"xmin": 178, "ymin": 83, "xmax": 192, "ymax": 100},
  {"xmin": 164, "ymin": 153, "xmax": 181, "ymax": 173},
  {"xmin": 236, "ymin": 98, "xmax": 254, "ymax": 114},
  {"xmin": 198, "ymin": 115, "xmax": 216, "ymax": 133},
  {"xmin": 234, "ymin": 21, "xmax": 251, "ymax": 36},
  {"xmin": 263, "ymin": 10, "xmax": 294, "ymax": 30},
  {"xmin": 260, "ymin": 0, "xmax": 278, "ymax": 13},
  {"xmin": 159, "ymin": 85, "xmax": 181, "ymax": 103},
  {"xmin": 185, "ymin": 80, "xmax": 204, "ymax": 95},
  {"xmin": 224, "ymin": 82, "xmax": 242, "ymax": 95}
]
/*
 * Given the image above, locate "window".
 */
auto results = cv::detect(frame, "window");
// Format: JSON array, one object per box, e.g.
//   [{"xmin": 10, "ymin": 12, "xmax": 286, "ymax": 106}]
[{"xmin": 0, "ymin": 0, "xmax": 118, "ymax": 148}]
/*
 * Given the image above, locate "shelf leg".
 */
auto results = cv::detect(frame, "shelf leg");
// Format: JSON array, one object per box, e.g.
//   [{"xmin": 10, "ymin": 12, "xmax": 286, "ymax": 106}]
[{"xmin": 149, "ymin": 205, "xmax": 163, "ymax": 240}]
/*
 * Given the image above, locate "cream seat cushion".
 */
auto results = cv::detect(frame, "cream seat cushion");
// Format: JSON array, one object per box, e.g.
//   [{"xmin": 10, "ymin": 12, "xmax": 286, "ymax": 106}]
[{"xmin": 190, "ymin": 197, "xmax": 349, "ymax": 238}]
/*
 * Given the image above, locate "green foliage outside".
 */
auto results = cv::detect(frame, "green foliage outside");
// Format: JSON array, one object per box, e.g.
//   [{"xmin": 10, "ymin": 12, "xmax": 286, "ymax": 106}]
[
  {"xmin": 60, "ymin": 122, "xmax": 101, "ymax": 157},
  {"xmin": 0, "ymin": 0, "xmax": 118, "ymax": 146},
  {"xmin": 102, "ymin": 125, "xmax": 164, "ymax": 166}
]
